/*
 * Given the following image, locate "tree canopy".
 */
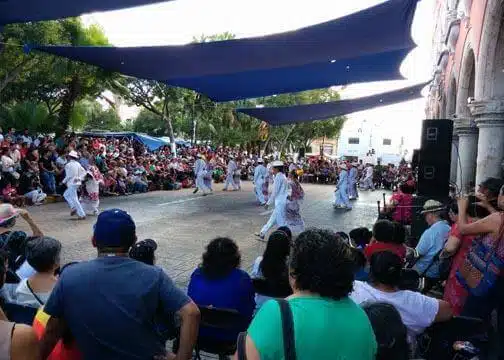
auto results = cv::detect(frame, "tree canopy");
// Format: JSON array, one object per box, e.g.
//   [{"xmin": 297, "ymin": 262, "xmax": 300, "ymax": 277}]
[{"xmin": 0, "ymin": 26, "xmax": 345, "ymax": 152}]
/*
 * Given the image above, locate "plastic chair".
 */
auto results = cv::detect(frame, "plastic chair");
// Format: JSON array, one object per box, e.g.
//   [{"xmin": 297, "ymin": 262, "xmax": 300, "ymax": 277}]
[
  {"xmin": 193, "ymin": 306, "xmax": 250, "ymax": 360},
  {"xmin": 5, "ymin": 269, "xmax": 21, "ymax": 284},
  {"xmin": 3, "ymin": 302, "xmax": 38, "ymax": 325}
]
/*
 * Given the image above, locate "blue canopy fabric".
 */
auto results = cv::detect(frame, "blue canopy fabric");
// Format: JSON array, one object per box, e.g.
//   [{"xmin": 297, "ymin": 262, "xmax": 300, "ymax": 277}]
[
  {"xmin": 168, "ymin": 48, "xmax": 410, "ymax": 101},
  {"xmin": 237, "ymin": 81, "xmax": 429, "ymax": 125},
  {"xmin": 0, "ymin": 0, "xmax": 171, "ymax": 25},
  {"xmin": 33, "ymin": 0, "xmax": 419, "ymax": 101},
  {"xmin": 79, "ymin": 131, "xmax": 169, "ymax": 151}
]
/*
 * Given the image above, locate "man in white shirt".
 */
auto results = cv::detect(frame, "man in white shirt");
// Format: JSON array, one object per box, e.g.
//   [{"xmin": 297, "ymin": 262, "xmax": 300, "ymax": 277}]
[
  {"xmin": 350, "ymin": 251, "xmax": 452, "ymax": 344},
  {"xmin": 62, "ymin": 150, "xmax": 87, "ymax": 220}
]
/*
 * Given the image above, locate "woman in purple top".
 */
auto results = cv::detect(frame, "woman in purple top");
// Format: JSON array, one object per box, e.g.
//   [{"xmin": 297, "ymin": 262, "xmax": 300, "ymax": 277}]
[{"xmin": 188, "ymin": 237, "xmax": 255, "ymax": 341}]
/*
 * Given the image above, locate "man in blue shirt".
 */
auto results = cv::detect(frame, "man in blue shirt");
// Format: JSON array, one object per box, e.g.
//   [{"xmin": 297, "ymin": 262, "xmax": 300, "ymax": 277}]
[
  {"xmin": 38, "ymin": 209, "xmax": 200, "ymax": 360},
  {"xmin": 413, "ymin": 200, "xmax": 451, "ymax": 279}
]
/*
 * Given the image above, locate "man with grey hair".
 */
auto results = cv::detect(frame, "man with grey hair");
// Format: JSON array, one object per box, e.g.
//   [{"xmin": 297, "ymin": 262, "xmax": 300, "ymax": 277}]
[{"xmin": 413, "ymin": 200, "xmax": 450, "ymax": 281}]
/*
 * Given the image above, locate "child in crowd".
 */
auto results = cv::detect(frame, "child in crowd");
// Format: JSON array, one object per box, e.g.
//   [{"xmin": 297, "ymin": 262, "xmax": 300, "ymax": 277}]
[
  {"xmin": 364, "ymin": 220, "xmax": 407, "ymax": 262},
  {"xmin": 129, "ymin": 239, "xmax": 157, "ymax": 265},
  {"xmin": 2, "ymin": 178, "xmax": 25, "ymax": 207}
]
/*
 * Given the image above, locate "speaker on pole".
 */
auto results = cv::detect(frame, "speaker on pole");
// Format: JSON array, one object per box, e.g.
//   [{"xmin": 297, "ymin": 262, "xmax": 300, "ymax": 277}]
[{"xmin": 417, "ymin": 119, "xmax": 453, "ymax": 200}]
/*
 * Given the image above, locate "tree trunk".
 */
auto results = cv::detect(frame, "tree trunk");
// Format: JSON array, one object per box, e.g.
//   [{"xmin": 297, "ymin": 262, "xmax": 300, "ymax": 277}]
[
  {"xmin": 57, "ymin": 76, "xmax": 81, "ymax": 136},
  {"xmin": 163, "ymin": 98, "xmax": 176, "ymax": 156},
  {"xmin": 279, "ymin": 125, "xmax": 296, "ymax": 154}
]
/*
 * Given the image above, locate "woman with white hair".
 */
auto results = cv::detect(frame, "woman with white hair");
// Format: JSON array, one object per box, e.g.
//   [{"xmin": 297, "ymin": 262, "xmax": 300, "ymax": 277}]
[
  {"xmin": 334, "ymin": 163, "xmax": 352, "ymax": 210},
  {"xmin": 223, "ymin": 155, "xmax": 238, "ymax": 191},
  {"xmin": 256, "ymin": 161, "xmax": 289, "ymax": 240}
]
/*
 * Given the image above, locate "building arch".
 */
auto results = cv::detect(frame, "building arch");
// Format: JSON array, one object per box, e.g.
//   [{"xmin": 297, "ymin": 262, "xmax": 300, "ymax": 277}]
[
  {"xmin": 476, "ymin": 0, "xmax": 504, "ymax": 100},
  {"xmin": 457, "ymin": 40, "xmax": 476, "ymax": 116}
]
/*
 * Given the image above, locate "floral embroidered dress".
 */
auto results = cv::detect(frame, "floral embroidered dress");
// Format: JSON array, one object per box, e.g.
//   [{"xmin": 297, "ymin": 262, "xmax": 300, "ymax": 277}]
[{"xmin": 285, "ymin": 179, "xmax": 305, "ymax": 234}]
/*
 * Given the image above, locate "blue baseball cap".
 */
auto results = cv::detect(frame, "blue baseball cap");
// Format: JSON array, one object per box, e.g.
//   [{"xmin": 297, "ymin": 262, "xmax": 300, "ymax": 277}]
[{"xmin": 93, "ymin": 209, "xmax": 136, "ymax": 248}]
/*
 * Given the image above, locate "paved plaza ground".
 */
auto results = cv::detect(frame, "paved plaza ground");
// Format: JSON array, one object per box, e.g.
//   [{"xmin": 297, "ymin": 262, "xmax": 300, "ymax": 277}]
[{"xmin": 15, "ymin": 181, "xmax": 383, "ymax": 289}]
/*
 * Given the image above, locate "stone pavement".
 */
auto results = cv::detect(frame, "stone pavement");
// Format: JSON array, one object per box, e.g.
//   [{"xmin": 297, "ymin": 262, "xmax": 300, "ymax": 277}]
[{"xmin": 15, "ymin": 181, "xmax": 384, "ymax": 289}]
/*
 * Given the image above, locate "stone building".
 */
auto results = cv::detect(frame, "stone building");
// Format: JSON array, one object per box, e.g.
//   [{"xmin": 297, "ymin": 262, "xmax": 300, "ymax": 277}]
[{"xmin": 426, "ymin": 0, "xmax": 504, "ymax": 192}]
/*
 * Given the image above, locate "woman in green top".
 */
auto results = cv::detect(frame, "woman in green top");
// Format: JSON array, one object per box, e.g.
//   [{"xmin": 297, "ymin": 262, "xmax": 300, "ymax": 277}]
[{"xmin": 237, "ymin": 229, "xmax": 377, "ymax": 360}]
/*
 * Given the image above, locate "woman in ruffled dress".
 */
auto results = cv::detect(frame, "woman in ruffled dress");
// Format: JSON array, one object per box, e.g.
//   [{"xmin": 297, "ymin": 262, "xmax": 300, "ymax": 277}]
[
  {"xmin": 81, "ymin": 166, "xmax": 103, "ymax": 216},
  {"xmin": 285, "ymin": 170, "xmax": 305, "ymax": 235}
]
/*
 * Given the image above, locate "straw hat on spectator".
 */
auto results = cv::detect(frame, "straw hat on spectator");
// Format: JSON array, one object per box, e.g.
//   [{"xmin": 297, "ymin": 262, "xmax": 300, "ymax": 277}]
[
  {"xmin": 271, "ymin": 160, "xmax": 284, "ymax": 167},
  {"xmin": 68, "ymin": 150, "xmax": 79, "ymax": 159},
  {"xmin": 420, "ymin": 200, "xmax": 445, "ymax": 214},
  {"xmin": 257, "ymin": 158, "xmax": 264, "ymax": 163},
  {"xmin": 0, "ymin": 204, "xmax": 19, "ymax": 225},
  {"xmin": 339, "ymin": 163, "xmax": 348, "ymax": 170}
]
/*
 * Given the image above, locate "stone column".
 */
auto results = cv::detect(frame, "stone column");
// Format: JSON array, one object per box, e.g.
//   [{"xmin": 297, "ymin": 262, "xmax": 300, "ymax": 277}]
[
  {"xmin": 469, "ymin": 100, "xmax": 504, "ymax": 186},
  {"xmin": 450, "ymin": 133, "xmax": 459, "ymax": 184},
  {"xmin": 454, "ymin": 118, "xmax": 479, "ymax": 193}
]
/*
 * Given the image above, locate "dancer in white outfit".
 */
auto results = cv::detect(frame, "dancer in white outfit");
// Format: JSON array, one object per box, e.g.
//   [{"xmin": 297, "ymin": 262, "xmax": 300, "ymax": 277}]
[
  {"xmin": 333, "ymin": 163, "xmax": 352, "ymax": 210},
  {"xmin": 256, "ymin": 160, "xmax": 289, "ymax": 240},
  {"xmin": 62, "ymin": 150, "xmax": 87, "ymax": 220},
  {"xmin": 193, "ymin": 154, "xmax": 211, "ymax": 195},
  {"xmin": 253, "ymin": 159, "xmax": 267, "ymax": 205},
  {"xmin": 223, "ymin": 155, "xmax": 239, "ymax": 191}
]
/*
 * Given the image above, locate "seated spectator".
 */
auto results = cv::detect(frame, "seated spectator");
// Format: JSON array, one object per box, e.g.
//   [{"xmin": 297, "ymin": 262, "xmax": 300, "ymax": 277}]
[
  {"xmin": 365, "ymin": 220, "xmax": 406, "ymax": 261},
  {"xmin": 350, "ymin": 251, "xmax": 453, "ymax": 343},
  {"xmin": 442, "ymin": 198, "xmax": 489, "ymax": 315},
  {"xmin": 250, "ymin": 230, "xmax": 292, "ymax": 309},
  {"xmin": 38, "ymin": 209, "xmax": 200, "ymax": 360},
  {"xmin": 19, "ymin": 171, "xmax": 46, "ymax": 206},
  {"xmin": 0, "ymin": 205, "xmax": 43, "ymax": 273},
  {"xmin": 2, "ymin": 177, "xmax": 25, "ymax": 208},
  {"xmin": 129, "ymin": 239, "xmax": 157, "ymax": 266},
  {"xmin": 238, "ymin": 229, "xmax": 377, "ymax": 360},
  {"xmin": 7, "ymin": 237, "xmax": 61, "ymax": 308},
  {"xmin": 0, "ymin": 249, "xmax": 40, "ymax": 360},
  {"xmin": 39, "ymin": 150, "xmax": 57, "ymax": 196},
  {"xmin": 188, "ymin": 237, "xmax": 255, "ymax": 341},
  {"xmin": 362, "ymin": 302, "xmax": 409, "ymax": 360},
  {"xmin": 412, "ymin": 200, "xmax": 450, "ymax": 282},
  {"xmin": 381, "ymin": 183, "xmax": 414, "ymax": 225},
  {"xmin": 349, "ymin": 227, "xmax": 372, "ymax": 250}
]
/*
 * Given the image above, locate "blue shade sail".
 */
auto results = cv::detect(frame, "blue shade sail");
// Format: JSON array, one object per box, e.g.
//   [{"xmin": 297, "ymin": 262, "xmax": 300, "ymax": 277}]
[
  {"xmin": 237, "ymin": 82, "xmax": 429, "ymax": 125},
  {"xmin": 32, "ymin": 0, "xmax": 418, "ymax": 101},
  {"xmin": 0, "ymin": 0, "xmax": 172, "ymax": 25}
]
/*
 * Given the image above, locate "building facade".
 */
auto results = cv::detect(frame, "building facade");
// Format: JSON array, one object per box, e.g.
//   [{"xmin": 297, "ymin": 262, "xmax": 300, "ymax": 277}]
[{"xmin": 426, "ymin": 0, "xmax": 504, "ymax": 191}]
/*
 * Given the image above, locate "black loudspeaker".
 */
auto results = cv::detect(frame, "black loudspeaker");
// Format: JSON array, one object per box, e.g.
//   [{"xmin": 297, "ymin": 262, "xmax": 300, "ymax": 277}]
[
  {"xmin": 412, "ymin": 149, "xmax": 420, "ymax": 169},
  {"xmin": 417, "ymin": 119, "xmax": 453, "ymax": 199},
  {"xmin": 409, "ymin": 195, "xmax": 429, "ymax": 245},
  {"xmin": 299, "ymin": 148, "xmax": 306, "ymax": 158}
]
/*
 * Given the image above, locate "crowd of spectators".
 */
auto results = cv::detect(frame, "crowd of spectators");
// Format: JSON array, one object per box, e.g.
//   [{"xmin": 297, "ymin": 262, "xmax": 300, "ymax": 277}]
[
  {"xmin": 0, "ymin": 179, "xmax": 500, "ymax": 360},
  {"xmin": 0, "ymin": 127, "xmax": 414, "ymax": 209}
]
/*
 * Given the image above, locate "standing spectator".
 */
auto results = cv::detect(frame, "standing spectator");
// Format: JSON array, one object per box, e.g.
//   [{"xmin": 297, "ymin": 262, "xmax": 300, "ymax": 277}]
[
  {"xmin": 188, "ymin": 237, "xmax": 255, "ymax": 340},
  {"xmin": 412, "ymin": 200, "xmax": 450, "ymax": 282},
  {"xmin": 38, "ymin": 209, "xmax": 200, "ymax": 360},
  {"xmin": 239, "ymin": 229, "xmax": 377, "ymax": 360},
  {"xmin": 476, "ymin": 177, "xmax": 504, "ymax": 213},
  {"xmin": 39, "ymin": 151, "xmax": 57, "ymax": 195}
]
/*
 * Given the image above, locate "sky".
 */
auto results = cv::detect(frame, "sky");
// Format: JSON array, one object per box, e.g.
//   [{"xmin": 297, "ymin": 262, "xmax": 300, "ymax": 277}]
[{"xmin": 82, "ymin": 0, "xmax": 435, "ymax": 153}]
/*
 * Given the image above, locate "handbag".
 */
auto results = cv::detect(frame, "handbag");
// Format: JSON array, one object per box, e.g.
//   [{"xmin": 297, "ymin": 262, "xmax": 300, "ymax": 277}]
[
  {"xmin": 456, "ymin": 214, "xmax": 504, "ymax": 297},
  {"xmin": 237, "ymin": 299, "xmax": 296, "ymax": 360}
]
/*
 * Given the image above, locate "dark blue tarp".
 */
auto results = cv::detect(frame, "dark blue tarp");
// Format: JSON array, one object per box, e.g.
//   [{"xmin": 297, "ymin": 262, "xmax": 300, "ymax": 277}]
[
  {"xmin": 33, "ymin": 0, "xmax": 418, "ymax": 101},
  {"xmin": 0, "ymin": 0, "xmax": 171, "ymax": 25},
  {"xmin": 80, "ymin": 131, "xmax": 169, "ymax": 151},
  {"xmin": 237, "ymin": 81, "xmax": 429, "ymax": 125}
]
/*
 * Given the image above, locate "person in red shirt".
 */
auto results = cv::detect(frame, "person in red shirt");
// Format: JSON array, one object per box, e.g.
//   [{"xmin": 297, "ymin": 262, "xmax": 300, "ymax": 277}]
[{"xmin": 365, "ymin": 220, "xmax": 407, "ymax": 261}]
